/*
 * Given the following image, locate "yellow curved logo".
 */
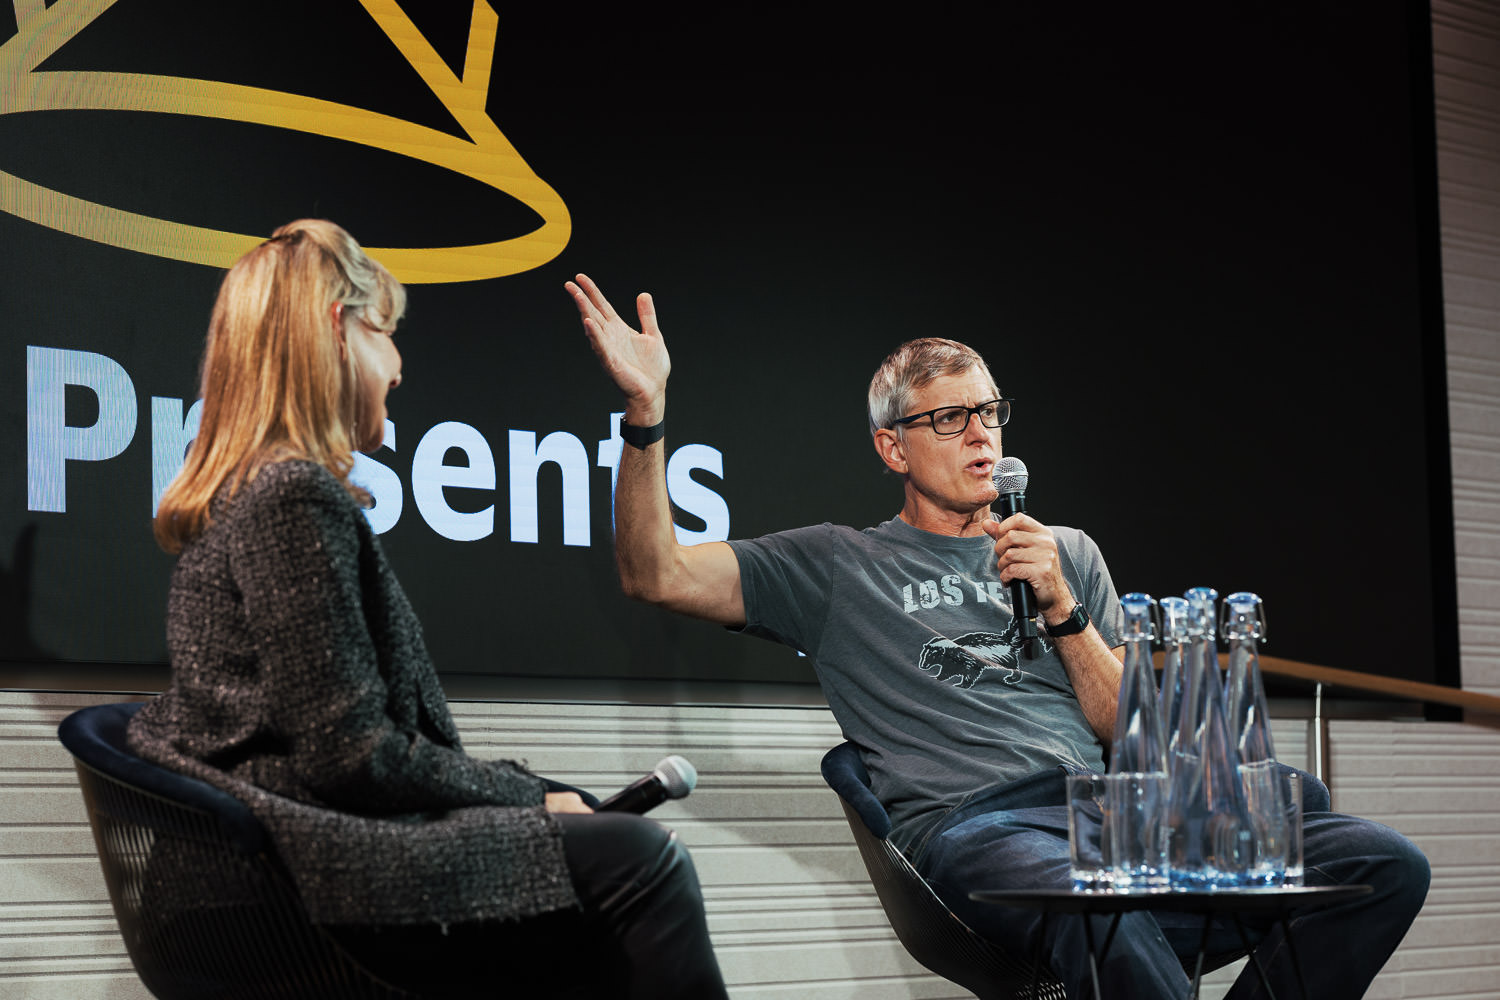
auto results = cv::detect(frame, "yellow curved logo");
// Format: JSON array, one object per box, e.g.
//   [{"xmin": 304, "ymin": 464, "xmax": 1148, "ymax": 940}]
[{"xmin": 0, "ymin": 0, "xmax": 570, "ymax": 283}]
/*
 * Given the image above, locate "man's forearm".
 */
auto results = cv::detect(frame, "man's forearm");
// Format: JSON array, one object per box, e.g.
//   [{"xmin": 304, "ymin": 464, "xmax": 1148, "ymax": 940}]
[
  {"xmin": 1049, "ymin": 626, "xmax": 1123, "ymax": 745},
  {"xmin": 612, "ymin": 431, "xmax": 678, "ymax": 603},
  {"xmin": 611, "ymin": 419, "xmax": 747, "ymax": 625}
]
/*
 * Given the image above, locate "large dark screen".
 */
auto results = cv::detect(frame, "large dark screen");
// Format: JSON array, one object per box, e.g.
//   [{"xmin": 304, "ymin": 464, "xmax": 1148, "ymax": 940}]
[{"xmin": 0, "ymin": 2, "xmax": 1455, "ymax": 691}]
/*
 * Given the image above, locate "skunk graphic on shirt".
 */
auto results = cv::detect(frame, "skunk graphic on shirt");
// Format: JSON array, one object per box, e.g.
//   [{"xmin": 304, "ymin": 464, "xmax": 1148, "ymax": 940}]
[{"xmin": 916, "ymin": 617, "xmax": 1049, "ymax": 689}]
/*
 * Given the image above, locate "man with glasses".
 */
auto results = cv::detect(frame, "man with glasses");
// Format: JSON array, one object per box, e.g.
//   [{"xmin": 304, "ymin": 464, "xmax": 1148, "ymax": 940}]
[{"xmin": 566, "ymin": 274, "xmax": 1428, "ymax": 1000}]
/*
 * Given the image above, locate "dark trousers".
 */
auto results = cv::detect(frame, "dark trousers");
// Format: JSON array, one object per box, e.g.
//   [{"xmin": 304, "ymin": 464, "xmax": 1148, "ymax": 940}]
[
  {"xmin": 910, "ymin": 767, "xmax": 1430, "ymax": 1000},
  {"xmin": 333, "ymin": 811, "xmax": 727, "ymax": 999}
]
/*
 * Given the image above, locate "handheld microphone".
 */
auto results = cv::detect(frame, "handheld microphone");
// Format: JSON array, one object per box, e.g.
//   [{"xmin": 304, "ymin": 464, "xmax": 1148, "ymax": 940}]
[
  {"xmin": 992, "ymin": 457, "xmax": 1039, "ymax": 644},
  {"xmin": 597, "ymin": 755, "xmax": 697, "ymax": 814}
]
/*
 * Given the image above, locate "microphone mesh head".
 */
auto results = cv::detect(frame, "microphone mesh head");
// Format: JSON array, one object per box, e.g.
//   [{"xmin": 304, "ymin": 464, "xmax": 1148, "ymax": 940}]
[
  {"xmin": 992, "ymin": 456, "xmax": 1028, "ymax": 494},
  {"xmin": 652, "ymin": 755, "xmax": 697, "ymax": 799}
]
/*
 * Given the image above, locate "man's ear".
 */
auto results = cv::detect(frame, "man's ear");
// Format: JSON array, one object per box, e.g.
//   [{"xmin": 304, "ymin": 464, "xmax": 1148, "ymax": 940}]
[{"xmin": 873, "ymin": 427, "xmax": 908, "ymax": 475}]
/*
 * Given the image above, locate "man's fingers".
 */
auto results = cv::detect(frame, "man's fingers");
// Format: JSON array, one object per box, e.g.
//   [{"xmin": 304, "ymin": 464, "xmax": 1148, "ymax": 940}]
[
  {"xmin": 637, "ymin": 292, "xmax": 660, "ymax": 337},
  {"xmin": 1000, "ymin": 534, "xmax": 1053, "ymax": 564},
  {"xmin": 579, "ymin": 315, "xmax": 603, "ymax": 348},
  {"xmin": 574, "ymin": 272, "xmax": 620, "ymax": 324},
  {"xmin": 565, "ymin": 280, "xmax": 604, "ymax": 328}
]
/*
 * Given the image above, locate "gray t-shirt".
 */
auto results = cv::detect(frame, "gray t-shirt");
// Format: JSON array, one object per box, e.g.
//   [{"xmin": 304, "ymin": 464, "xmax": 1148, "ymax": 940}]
[{"xmin": 729, "ymin": 517, "xmax": 1124, "ymax": 847}]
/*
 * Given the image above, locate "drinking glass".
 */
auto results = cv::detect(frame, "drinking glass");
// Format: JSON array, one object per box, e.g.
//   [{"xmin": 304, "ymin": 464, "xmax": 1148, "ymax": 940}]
[
  {"xmin": 1067, "ymin": 773, "xmax": 1110, "ymax": 891},
  {"xmin": 1104, "ymin": 771, "xmax": 1169, "ymax": 891}
]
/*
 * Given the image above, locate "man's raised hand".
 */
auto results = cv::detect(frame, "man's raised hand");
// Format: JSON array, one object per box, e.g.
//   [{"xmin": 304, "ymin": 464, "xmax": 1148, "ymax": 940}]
[{"xmin": 566, "ymin": 274, "xmax": 670, "ymax": 425}]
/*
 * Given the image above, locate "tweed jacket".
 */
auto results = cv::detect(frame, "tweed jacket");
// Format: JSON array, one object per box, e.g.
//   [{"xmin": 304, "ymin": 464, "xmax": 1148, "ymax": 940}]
[{"xmin": 129, "ymin": 460, "xmax": 578, "ymax": 926}]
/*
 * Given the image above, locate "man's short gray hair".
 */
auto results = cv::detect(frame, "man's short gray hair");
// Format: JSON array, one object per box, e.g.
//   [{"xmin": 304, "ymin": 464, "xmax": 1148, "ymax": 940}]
[{"xmin": 867, "ymin": 338, "xmax": 998, "ymax": 436}]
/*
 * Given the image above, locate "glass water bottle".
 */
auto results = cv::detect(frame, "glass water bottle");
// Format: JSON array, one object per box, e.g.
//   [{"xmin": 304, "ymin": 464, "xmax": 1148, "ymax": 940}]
[
  {"xmin": 1223, "ymin": 591, "xmax": 1287, "ymax": 885},
  {"xmin": 1166, "ymin": 587, "xmax": 1253, "ymax": 888},
  {"xmin": 1107, "ymin": 593, "xmax": 1170, "ymax": 890},
  {"xmin": 1110, "ymin": 593, "xmax": 1167, "ymax": 775},
  {"xmin": 1158, "ymin": 596, "xmax": 1190, "ymax": 760}
]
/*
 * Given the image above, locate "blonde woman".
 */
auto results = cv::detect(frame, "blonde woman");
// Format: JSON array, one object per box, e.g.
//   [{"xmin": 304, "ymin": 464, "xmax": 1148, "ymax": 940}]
[{"xmin": 132, "ymin": 220, "xmax": 725, "ymax": 998}]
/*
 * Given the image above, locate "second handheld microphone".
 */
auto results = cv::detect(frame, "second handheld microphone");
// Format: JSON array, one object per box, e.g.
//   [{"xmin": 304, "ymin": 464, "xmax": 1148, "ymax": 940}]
[{"xmin": 597, "ymin": 755, "xmax": 698, "ymax": 815}]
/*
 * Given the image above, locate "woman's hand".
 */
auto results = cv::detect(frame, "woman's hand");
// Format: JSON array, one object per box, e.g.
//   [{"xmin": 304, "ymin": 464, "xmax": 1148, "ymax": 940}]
[{"xmin": 545, "ymin": 791, "xmax": 594, "ymax": 814}]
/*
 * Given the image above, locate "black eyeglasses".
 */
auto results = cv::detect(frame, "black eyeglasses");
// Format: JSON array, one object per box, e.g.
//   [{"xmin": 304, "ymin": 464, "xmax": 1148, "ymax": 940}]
[{"xmin": 892, "ymin": 398, "xmax": 1012, "ymax": 437}]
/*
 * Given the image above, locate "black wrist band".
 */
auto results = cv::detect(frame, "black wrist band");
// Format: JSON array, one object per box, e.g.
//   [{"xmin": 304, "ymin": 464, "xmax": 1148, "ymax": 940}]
[
  {"xmin": 1045, "ymin": 603, "xmax": 1090, "ymax": 637},
  {"xmin": 620, "ymin": 417, "xmax": 665, "ymax": 449}
]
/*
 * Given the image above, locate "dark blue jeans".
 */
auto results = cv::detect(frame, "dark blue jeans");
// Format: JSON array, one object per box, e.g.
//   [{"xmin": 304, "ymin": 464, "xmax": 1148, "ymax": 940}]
[{"xmin": 908, "ymin": 767, "xmax": 1429, "ymax": 1000}]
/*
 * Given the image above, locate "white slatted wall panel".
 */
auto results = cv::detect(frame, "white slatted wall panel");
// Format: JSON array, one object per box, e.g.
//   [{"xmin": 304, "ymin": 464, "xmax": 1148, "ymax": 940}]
[
  {"xmin": 1437, "ymin": 0, "xmax": 1500, "ymax": 701},
  {"xmin": 3, "ymin": 690, "xmax": 974, "ymax": 1000},
  {"xmin": 445, "ymin": 699, "xmax": 922, "ymax": 997},
  {"xmin": 1400, "ymin": 3, "xmax": 1500, "ymax": 994},
  {"xmin": 0, "ymin": 693, "xmax": 138, "ymax": 1000},
  {"xmin": 1330, "ymin": 721, "xmax": 1500, "ymax": 998},
  {"xmin": 2, "ymin": 690, "xmax": 1323, "ymax": 1000}
]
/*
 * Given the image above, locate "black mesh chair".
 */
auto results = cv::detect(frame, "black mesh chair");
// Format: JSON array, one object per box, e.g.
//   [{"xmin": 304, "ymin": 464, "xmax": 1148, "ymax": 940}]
[
  {"xmin": 58, "ymin": 701, "xmax": 419, "ymax": 999},
  {"xmin": 821, "ymin": 741, "xmax": 1068, "ymax": 1000}
]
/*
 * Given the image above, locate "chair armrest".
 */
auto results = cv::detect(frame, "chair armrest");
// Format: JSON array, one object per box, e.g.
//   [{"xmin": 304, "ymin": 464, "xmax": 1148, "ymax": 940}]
[
  {"xmin": 60, "ymin": 702, "xmax": 271, "ymax": 855},
  {"xmin": 821, "ymin": 742, "xmax": 891, "ymax": 839}
]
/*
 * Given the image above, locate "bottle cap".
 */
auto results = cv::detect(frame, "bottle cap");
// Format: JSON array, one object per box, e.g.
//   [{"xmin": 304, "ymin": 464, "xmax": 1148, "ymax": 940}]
[
  {"xmin": 1220, "ymin": 591, "xmax": 1267, "ymax": 641},
  {"xmin": 1184, "ymin": 586, "xmax": 1219, "ymax": 636},
  {"xmin": 1120, "ymin": 592, "xmax": 1157, "ymax": 641},
  {"xmin": 1159, "ymin": 596, "xmax": 1191, "ymax": 641}
]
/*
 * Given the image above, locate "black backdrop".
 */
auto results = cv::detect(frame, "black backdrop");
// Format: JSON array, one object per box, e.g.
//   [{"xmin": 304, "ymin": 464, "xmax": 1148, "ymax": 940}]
[{"xmin": 0, "ymin": 1, "xmax": 1456, "ymax": 693}]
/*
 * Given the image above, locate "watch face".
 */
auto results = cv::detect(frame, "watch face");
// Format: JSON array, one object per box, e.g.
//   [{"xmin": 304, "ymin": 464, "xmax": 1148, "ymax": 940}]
[{"xmin": 1052, "ymin": 605, "xmax": 1088, "ymax": 636}]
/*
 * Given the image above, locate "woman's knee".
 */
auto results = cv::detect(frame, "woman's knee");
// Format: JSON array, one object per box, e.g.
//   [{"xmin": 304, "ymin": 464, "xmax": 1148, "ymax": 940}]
[
  {"xmin": 555, "ymin": 812, "xmax": 701, "ymax": 912},
  {"xmin": 557, "ymin": 810, "xmax": 674, "ymax": 864}
]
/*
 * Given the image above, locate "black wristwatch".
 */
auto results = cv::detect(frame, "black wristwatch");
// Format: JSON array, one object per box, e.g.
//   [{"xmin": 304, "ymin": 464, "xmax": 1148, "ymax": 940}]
[
  {"xmin": 1045, "ymin": 603, "xmax": 1090, "ymax": 637},
  {"xmin": 620, "ymin": 416, "xmax": 665, "ymax": 449}
]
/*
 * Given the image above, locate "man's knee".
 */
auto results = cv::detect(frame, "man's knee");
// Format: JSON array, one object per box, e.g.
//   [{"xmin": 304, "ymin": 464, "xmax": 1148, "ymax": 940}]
[
  {"xmin": 1380, "ymin": 826, "xmax": 1431, "ymax": 915},
  {"xmin": 1308, "ymin": 816, "xmax": 1430, "ymax": 914}
]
